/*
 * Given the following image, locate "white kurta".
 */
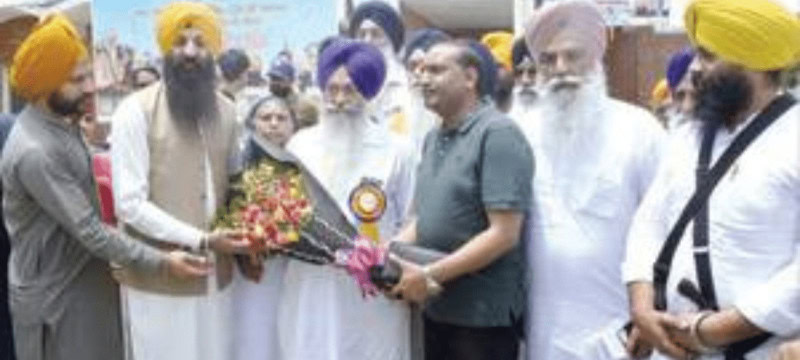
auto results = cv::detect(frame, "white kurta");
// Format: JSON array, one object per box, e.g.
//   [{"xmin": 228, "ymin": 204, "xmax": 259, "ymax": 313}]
[
  {"xmin": 520, "ymin": 98, "xmax": 665, "ymax": 359},
  {"xmin": 232, "ymin": 257, "xmax": 287, "ymax": 360},
  {"xmin": 278, "ymin": 115, "xmax": 415, "ymax": 360},
  {"xmin": 623, "ymin": 106, "xmax": 800, "ymax": 359},
  {"xmin": 111, "ymin": 96, "xmax": 233, "ymax": 360}
]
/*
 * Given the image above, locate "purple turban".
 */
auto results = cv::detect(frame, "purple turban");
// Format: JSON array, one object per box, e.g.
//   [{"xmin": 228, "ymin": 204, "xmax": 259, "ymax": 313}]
[
  {"xmin": 666, "ymin": 48, "xmax": 694, "ymax": 92},
  {"xmin": 525, "ymin": 0, "xmax": 607, "ymax": 62},
  {"xmin": 317, "ymin": 40, "xmax": 386, "ymax": 100}
]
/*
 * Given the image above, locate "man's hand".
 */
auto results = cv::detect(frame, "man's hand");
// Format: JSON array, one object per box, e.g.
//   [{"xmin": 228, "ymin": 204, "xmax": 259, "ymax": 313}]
[
  {"xmin": 237, "ymin": 254, "xmax": 264, "ymax": 283},
  {"xmin": 630, "ymin": 307, "xmax": 693, "ymax": 359},
  {"xmin": 165, "ymin": 250, "xmax": 211, "ymax": 279},
  {"xmin": 772, "ymin": 339, "xmax": 800, "ymax": 360},
  {"xmin": 206, "ymin": 230, "xmax": 250, "ymax": 254},
  {"xmin": 388, "ymin": 255, "xmax": 430, "ymax": 305},
  {"xmin": 625, "ymin": 325, "xmax": 654, "ymax": 359}
]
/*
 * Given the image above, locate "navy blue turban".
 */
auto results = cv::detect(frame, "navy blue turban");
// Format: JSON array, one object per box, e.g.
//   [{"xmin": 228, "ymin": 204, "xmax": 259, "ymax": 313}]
[
  {"xmin": 402, "ymin": 28, "xmax": 450, "ymax": 64},
  {"xmin": 317, "ymin": 39, "xmax": 386, "ymax": 100},
  {"xmin": 466, "ymin": 40, "xmax": 499, "ymax": 98},
  {"xmin": 512, "ymin": 37, "xmax": 531, "ymax": 67},
  {"xmin": 666, "ymin": 48, "xmax": 694, "ymax": 92},
  {"xmin": 349, "ymin": 1, "xmax": 405, "ymax": 53},
  {"xmin": 218, "ymin": 48, "xmax": 250, "ymax": 82}
]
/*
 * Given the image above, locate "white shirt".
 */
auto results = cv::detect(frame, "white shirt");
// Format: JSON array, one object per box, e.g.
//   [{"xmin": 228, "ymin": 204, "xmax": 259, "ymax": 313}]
[
  {"xmin": 624, "ymin": 106, "xmax": 800, "ymax": 359},
  {"xmin": 110, "ymin": 93, "xmax": 234, "ymax": 360},
  {"xmin": 110, "ymin": 95, "xmax": 209, "ymax": 248},
  {"xmin": 522, "ymin": 97, "xmax": 666, "ymax": 359},
  {"xmin": 277, "ymin": 114, "xmax": 415, "ymax": 360}
]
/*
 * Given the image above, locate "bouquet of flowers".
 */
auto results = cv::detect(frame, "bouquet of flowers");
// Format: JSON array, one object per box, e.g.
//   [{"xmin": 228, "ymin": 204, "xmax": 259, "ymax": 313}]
[{"xmin": 213, "ymin": 136, "xmax": 391, "ymax": 296}]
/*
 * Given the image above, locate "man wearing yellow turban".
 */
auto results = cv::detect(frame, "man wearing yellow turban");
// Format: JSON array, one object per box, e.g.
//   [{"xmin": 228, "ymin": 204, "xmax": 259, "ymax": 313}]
[
  {"xmin": 625, "ymin": 1, "xmax": 800, "ymax": 359},
  {"xmin": 109, "ymin": 2, "xmax": 249, "ymax": 360},
  {"xmin": 2, "ymin": 13, "xmax": 208, "ymax": 360}
]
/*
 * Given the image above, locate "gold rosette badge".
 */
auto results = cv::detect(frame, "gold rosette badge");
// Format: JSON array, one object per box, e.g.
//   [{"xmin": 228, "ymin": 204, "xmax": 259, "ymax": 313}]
[{"xmin": 348, "ymin": 178, "xmax": 387, "ymax": 243}]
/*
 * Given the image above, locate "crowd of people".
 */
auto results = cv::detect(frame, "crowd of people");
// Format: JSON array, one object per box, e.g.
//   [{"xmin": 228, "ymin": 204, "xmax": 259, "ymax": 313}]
[{"xmin": 0, "ymin": 0, "xmax": 799, "ymax": 359}]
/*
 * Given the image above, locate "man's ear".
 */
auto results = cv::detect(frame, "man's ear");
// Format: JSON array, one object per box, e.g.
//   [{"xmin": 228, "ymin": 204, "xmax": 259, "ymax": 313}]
[{"xmin": 464, "ymin": 66, "xmax": 480, "ymax": 93}]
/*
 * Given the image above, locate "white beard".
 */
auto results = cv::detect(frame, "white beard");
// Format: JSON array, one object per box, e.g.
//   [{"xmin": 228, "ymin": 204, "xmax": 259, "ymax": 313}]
[
  {"xmin": 509, "ymin": 86, "xmax": 539, "ymax": 123},
  {"xmin": 319, "ymin": 108, "xmax": 369, "ymax": 157},
  {"xmin": 531, "ymin": 69, "xmax": 609, "ymax": 181}
]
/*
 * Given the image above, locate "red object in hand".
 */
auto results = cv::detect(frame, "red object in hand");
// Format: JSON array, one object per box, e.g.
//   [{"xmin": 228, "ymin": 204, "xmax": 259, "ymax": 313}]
[{"xmin": 92, "ymin": 153, "xmax": 117, "ymax": 225}]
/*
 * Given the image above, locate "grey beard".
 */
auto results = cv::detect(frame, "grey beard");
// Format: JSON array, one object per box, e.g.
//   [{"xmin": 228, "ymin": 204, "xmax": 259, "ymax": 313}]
[{"xmin": 163, "ymin": 55, "xmax": 219, "ymax": 127}]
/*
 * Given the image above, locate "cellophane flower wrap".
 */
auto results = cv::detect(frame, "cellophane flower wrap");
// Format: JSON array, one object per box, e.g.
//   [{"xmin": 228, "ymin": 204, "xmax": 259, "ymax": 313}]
[{"xmin": 212, "ymin": 136, "xmax": 386, "ymax": 297}]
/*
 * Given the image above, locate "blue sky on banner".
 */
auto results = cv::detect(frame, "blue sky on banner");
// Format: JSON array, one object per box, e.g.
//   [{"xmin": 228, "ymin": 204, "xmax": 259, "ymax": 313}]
[{"xmin": 92, "ymin": 0, "xmax": 336, "ymax": 66}]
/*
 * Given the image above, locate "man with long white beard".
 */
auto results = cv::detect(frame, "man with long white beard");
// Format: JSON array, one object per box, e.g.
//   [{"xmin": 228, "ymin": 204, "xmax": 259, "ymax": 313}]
[
  {"xmin": 624, "ymin": 0, "xmax": 800, "ymax": 358},
  {"xmin": 279, "ymin": 39, "xmax": 415, "ymax": 360},
  {"xmin": 110, "ymin": 2, "xmax": 249, "ymax": 359},
  {"xmin": 509, "ymin": 37, "xmax": 538, "ymax": 123},
  {"xmin": 520, "ymin": 1, "xmax": 666, "ymax": 358}
]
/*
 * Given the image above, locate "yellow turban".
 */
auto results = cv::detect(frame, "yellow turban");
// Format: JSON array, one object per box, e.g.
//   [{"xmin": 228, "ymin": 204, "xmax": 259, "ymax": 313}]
[
  {"xmin": 10, "ymin": 14, "xmax": 87, "ymax": 102},
  {"xmin": 481, "ymin": 31, "xmax": 513, "ymax": 71},
  {"xmin": 685, "ymin": 0, "xmax": 800, "ymax": 71},
  {"xmin": 651, "ymin": 78, "xmax": 670, "ymax": 107},
  {"xmin": 156, "ymin": 2, "xmax": 222, "ymax": 56}
]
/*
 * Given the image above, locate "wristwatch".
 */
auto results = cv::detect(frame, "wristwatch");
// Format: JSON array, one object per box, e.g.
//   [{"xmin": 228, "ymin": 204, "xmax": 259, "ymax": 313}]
[{"xmin": 421, "ymin": 265, "xmax": 443, "ymax": 296}]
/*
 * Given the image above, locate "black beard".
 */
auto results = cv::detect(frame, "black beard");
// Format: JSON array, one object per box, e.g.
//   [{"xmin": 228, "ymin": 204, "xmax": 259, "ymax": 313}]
[
  {"xmin": 163, "ymin": 55, "xmax": 219, "ymax": 127},
  {"xmin": 269, "ymin": 84, "xmax": 291, "ymax": 98},
  {"xmin": 47, "ymin": 92, "xmax": 85, "ymax": 118},
  {"xmin": 692, "ymin": 65, "xmax": 754, "ymax": 129}
]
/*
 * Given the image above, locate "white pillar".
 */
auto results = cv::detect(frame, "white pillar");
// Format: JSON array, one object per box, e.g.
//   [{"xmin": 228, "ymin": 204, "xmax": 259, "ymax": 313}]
[{"xmin": 514, "ymin": 0, "xmax": 534, "ymax": 36}]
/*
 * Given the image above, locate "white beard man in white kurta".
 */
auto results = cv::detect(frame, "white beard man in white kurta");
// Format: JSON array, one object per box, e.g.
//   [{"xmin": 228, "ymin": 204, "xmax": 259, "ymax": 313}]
[
  {"xmin": 278, "ymin": 97, "xmax": 416, "ymax": 359},
  {"xmin": 518, "ymin": 68, "xmax": 665, "ymax": 359}
]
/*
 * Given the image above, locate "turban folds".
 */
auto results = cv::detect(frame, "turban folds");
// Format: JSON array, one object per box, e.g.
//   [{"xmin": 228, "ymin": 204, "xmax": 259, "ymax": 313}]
[
  {"xmin": 685, "ymin": 0, "xmax": 800, "ymax": 71},
  {"xmin": 11, "ymin": 14, "xmax": 87, "ymax": 102},
  {"xmin": 666, "ymin": 48, "xmax": 694, "ymax": 91},
  {"xmin": 157, "ymin": 2, "xmax": 222, "ymax": 56},
  {"xmin": 481, "ymin": 31, "xmax": 514, "ymax": 71},
  {"xmin": 525, "ymin": 0, "xmax": 607, "ymax": 62},
  {"xmin": 349, "ymin": 1, "xmax": 405, "ymax": 53},
  {"xmin": 318, "ymin": 40, "xmax": 386, "ymax": 100},
  {"xmin": 402, "ymin": 28, "xmax": 450, "ymax": 64}
]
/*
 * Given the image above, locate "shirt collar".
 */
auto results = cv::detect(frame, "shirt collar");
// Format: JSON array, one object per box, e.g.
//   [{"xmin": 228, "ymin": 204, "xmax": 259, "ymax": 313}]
[{"xmin": 443, "ymin": 98, "xmax": 492, "ymax": 136}]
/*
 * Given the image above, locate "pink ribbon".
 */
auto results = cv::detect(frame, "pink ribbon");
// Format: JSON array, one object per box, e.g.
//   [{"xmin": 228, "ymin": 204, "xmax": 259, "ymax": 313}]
[{"xmin": 337, "ymin": 237, "xmax": 386, "ymax": 298}]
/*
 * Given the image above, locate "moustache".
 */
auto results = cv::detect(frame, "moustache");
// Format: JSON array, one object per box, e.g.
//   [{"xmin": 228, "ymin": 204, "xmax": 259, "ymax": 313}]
[
  {"xmin": 540, "ymin": 75, "xmax": 585, "ymax": 93},
  {"xmin": 514, "ymin": 85, "xmax": 537, "ymax": 96}
]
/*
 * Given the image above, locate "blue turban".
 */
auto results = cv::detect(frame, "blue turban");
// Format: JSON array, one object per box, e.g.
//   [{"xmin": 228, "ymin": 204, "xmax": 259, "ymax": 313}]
[
  {"xmin": 466, "ymin": 40, "xmax": 498, "ymax": 98},
  {"xmin": 402, "ymin": 28, "xmax": 450, "ymax": 64},
  {"xmin": 317, "ymin": 40, "xmax": 386, "ymax": 100},
  {"xmin": 349, "ymin": 1, "xmax": 405, "ymax": 53},
  {"xmin": 218, "ymin": 49, "xmax": 250, "ymax": 82},
  {"xmin": 268, "ymin": 59, "xmax": 296, "ymax": 81},
  {"xmin": 512, "ymin": 37, "xmax": 531, "ymax": 67},
  {"xmin": 666, "ymin": 48, "xmax": 694, "ymax": 91}
]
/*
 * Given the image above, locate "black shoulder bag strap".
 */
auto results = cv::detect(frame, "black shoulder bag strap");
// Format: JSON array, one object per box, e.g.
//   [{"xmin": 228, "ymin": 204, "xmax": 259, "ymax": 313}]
[{"xmin": 651, "ymin": 94, "xmax": 796, "ymax": 358}]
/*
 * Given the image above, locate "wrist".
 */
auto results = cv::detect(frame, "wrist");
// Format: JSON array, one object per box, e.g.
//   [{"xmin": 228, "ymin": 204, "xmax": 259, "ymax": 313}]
[
  {"xmin": 421, "ymin": 265, "xmax": 443, "ymax": 296},
  {"xmin": 199, "ymin": 233, "xmax": 211, "ymax": 252},
  {"xmin": 691, "ymin": 311, "xmax": 722, "ymax": 354}
]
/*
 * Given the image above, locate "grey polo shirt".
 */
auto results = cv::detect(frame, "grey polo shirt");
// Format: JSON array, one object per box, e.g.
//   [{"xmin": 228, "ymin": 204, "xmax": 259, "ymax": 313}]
[{"xmin": 415, "ymin": 101, "xmax": 533, "ymax": 328}]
